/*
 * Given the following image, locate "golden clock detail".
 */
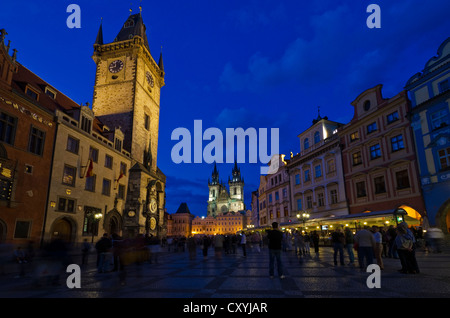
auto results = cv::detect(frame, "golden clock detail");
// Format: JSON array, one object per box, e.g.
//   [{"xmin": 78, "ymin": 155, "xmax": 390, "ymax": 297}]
[
  {"xmin": 149, "ymin": 198, "xmax": 157, "ymax": 213},
  {"xmin": 150, "ymin": 217, "xmax": 157, "ymax": 230}
]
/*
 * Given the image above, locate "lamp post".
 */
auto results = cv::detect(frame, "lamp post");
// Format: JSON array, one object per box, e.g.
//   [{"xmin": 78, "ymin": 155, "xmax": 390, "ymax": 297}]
[
  {"xmin": 297, "ymin": 212, "xmax": 310, "ymax": 231},
  {"xmin": 89, "ymin": 212, "xmax": 103, "ymax": 243}
]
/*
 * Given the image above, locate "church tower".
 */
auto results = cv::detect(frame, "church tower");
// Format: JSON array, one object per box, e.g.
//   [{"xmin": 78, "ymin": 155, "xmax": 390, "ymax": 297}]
[
  {"xmin": 91, "ymin": 9, "xmax": 166, "ymax": 238},
  {"xmin": 207, "ymin": 163, "xmax": 221, "ymax": 217},
  {"xmin": 228, "ymin": 161, "xmax": 245, "ymax": 211}
]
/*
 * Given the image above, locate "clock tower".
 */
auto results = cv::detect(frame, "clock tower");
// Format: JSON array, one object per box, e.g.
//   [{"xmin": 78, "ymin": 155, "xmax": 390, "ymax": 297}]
[{"xmin": 91, "ymin": 10, "xmax": 166, "ymax": 238}]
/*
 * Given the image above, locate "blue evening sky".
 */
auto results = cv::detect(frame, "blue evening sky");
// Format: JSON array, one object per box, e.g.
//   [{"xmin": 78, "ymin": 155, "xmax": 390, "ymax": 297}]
[{"xmin": 1, "ymin": 0, "xmax": 449, "ymax": 217}]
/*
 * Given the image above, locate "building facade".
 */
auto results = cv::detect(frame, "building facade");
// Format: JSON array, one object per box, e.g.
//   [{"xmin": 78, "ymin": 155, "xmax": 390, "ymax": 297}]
[
  {"xmin": 0, "ymin": 31, "xmax": 57, "ymax": 244},
  {"xmin": 340, "ymin": 84, "xmax": 425, "ymax": 222},
  {"xmin": 288, "ymin": 116, "xmax": 348, "ymax": 222},
  {"xmin": 207, "ymin": 162, "xmax": 245, "ymax": 217},
  {"xmin": 44, "ymin": 105, "xmax": 131, "ymax": 243},
  {"xmin": 167, "ymin": 203, "xmax": 195, "ymax": 237},
  {"xmin": 405, "ymin": 37, "xmax": 450, "ymax": 231}
]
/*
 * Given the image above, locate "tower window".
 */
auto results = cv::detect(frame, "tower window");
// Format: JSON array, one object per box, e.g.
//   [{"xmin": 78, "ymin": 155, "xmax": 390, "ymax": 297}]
[
  {"xmin": 145, "ymin": 114, "xmax": 150, "ymax": 130},
  {"xmin": 124, "ymin": 20, "xmax": 135, "ymax": 28}
]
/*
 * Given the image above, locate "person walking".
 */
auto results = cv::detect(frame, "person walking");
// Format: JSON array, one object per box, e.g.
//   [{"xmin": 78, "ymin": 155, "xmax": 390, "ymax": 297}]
[
  {"xmin": 202, "ymin": 236, "xmax": 211, "ymax": 258},
  {"xmin": 344, "ymin": 227, "xmax": 355, "ymax": 265},
  {"xmin": 95, "ymin": 233, "xmax": 112, "ymax": 273},
  {"xmin": 240, "ymin": 232, "xmax": 247, "ymax": 257},
  {"xmin": 372, "ymin": 226, "xmax": 384, "ymax": 270},
  {"xmin": 266, "ymin": 222, "xmax": 285, "ymax": 279},
  {"xmin": 311, "ymin": 231, "xmax": 320, "ymax": 254},
  {"xmin": 395, "ymin": 222, "xmax": 420, "ymax": 274},
  {"xmin": 331, "ymin": 228, "xmax": 345, "ymax": 266},
  {"xmin": 354, "ymin": 227, "xmax": 375, "ymax": 271}
]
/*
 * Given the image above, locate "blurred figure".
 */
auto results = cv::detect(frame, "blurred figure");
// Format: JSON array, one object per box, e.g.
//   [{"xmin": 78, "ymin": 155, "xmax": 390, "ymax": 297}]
[
  {"xmin": 354, "ymin": 227, "xmax": 375, "ymax": 271},
  {"xmin": 331, "ymin": 228, "xmax": 345, "ymax": 266},
  {"xmin": 372, "ymin": 226, "xmax": 384, "ymax": 270},
  {"xmin": 187, "ymin": 235, "xmax": 197, "ymax": 260},
  {"xmin": 344, "ymin": 227, "xmax": 355, "ymax": 265},
  {"xmin": 81, "ymin": 239, "xmax": 91, "ymax": 267},
  {"xmin": 240, "ymin": 232, "xmax": 247, "ymax": 257},
  {"xmin": 425, "ymin": 227, "xmax": 444, "ymax": 253},
  {"xmin": 266, "ymin": 222, "xmax": 284, "ymax": 279},
  {"xmin": 396, "ymin": 222, "xmax": 420, "ymax": 274},
  {"xmin": 214, "ymin": 234, "xmax": 224, "ymax": 260},
  {"xmin": 311, "ymin": 231, "xmax": 320, "ymax": 254},
  {"xmin": 14, "ymin": 246, "xmax": 27, "ymax": 278},
  {"xmin": 95, "ymin": 233, "xmax": 112, "ymax": 273},
  {"xmin": 202, "ymin": 235, "xmax": 211, "ymax": 258}
]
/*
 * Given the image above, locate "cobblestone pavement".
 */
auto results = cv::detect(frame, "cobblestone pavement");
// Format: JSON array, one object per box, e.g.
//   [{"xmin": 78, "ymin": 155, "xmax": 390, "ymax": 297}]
[{"xmin": 1, "ymin": 242, "xmax": 450, "ymax": 299}]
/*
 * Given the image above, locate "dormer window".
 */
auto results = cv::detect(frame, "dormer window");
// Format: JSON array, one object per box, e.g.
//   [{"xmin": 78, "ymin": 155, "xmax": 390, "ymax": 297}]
[
  {"xmin": 25, "ymin": 86, "xmax": 39, "ymax": 101},
  {"xmin": 79, "ymin": 106, "xmax": 94, "ymax": 134},
  {"xmin": 45, "ymin": 86, "xmax": 57, "ymax": 99},
  {"xmin": 124, "ymin": 20, "xmax": 135, "ymax": 28}
]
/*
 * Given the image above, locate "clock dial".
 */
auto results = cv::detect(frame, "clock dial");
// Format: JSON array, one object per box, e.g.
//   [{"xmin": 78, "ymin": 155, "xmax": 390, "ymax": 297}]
[
  {"xmin": 146, "ymin": 71, "xmax": 154, "ymax": 87},
  {"xmin": 149, "ymin": 198, "xmax": 157, "ymax": 213},
  {"xmin": 109, "ymin": 60, "xmax": 124, "ymax": 73},
  {"xmin": 150, "ymin": 217, "xmax": 157, "ymax": 230}
]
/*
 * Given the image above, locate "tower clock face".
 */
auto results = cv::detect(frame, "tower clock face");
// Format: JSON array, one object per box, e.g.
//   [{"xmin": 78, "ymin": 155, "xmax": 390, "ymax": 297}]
[
  {"xmin": 146, "ymin": 71, "xmax": 154, "ymax": 87},
  {"xmin": 150, "ymin": 217, "xmax": 157, "ymax": 230},
  {"xmin": 149, "ymin": 198, "xmax": 157, "ymax": 213},
  {"xmin": 109, "ymin": 60, "xmax": 124, "ymax": 73}
]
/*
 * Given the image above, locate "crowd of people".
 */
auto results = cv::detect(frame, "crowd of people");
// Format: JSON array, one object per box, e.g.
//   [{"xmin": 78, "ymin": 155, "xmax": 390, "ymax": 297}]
[{"xmin": 0, "ymin": 221, "xmax": 446, "ymax": 286}]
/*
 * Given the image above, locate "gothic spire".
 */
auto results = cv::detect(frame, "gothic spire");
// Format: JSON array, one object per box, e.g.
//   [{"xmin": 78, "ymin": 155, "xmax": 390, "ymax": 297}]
[{"xmin": 95, "ymin": 18, "xmax": 103, "ymax": 45}]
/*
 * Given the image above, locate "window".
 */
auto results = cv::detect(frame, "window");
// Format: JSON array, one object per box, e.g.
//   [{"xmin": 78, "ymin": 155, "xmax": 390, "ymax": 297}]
[
  {"xmin": 145, "ymin": 114, "xmax": 150, "ymax": 130},
  {"xmin": 374, "ymin": 176, "xmax": 386, "ymax": 194},
  {"xmin": 304, "ymin": 169, "xmax": 310, "ymax": 182},
  {"xmin": 62, "ymin": 165, "xmax": 76, "ymax": 186},
  {"xmin": 430, "ymin": 109, "xmax": 449, "ymax": 130},
  {"xmin": 315, "ymin": 165, "xmax": 322, "ymax": 178},
  {"xmin": 85, "ymin": 174, "xmax": 96, "ymax": 192},
  {"xmin": 370, "ymin": 144, "xmax": 381, "ymax": 159},
  {"xmin": 115, "ymin": 138, "xmax": 122, "ymax": 152},
  {"xmin": 89, "ymin": 147, "xmax": 99, "ymax": 163},
  {"xmin": 45, "ymin": 87, "xmax": 56, "ymax": 99},
  {"xmin": 396, "ymin": 170, "xmax": 410, "ymax": 189},
  {"xmin": 295, "ymin": 174, "xmax": 300, "ymax": 185},
  {"xmin": 80, "ymin": 116, "xmax": 92, "ymax": 134},
  {"xmin": 283, "ymin": 188, "xmax": 287, "ymax": 198},
  {"xmin": 314, "ymin": 131, "xmax": 320, "ymax": 144},
  {"xmin": 118, "ymin": 184, "xmax": 126, "ymax": 199},
  {"xmin": 14, "ymin": 221, "xmax": 31, "ymax": 239},
  {"xmin": 352, "ymin": 151, "xmax": 362, "ymax": 165},
  {"xmin": 25, "ymin": 87, "xmax": 38, "ymax": 100},
  {"xmin": 387, "ymin": 111, "xmax": 399, "ymax": 124},
  {"xmin": 0, "ymin": 112, "xmax": 17, "ymax": 145},
  {"xmin": 83, "ymin": 207, "xmax": 102, "ymax": 236},
  {"xmin": 0, "ymin": 179, "xmax": 12, "ymax": 201},
  {"xmin": 438, "ymin": 147, "xmax": 450, "ymax": 170},
  {"xmin": 367, "ymin": 122, "xmax": 377, "ymax": 134},
  {"xmin": 296, "ymin": 199, "xmax": 302, "ymax": 211},
  {"xmin": 102, "ymin": 178, "xmax": 111, "ymax": 196},
  {"xmin": 356, "ymin": 181, "xmax": 366, "ymax": 198},
  {"xmin": 439, "ymin": 79, "xmax": 449, "ymax": 93},
  {"xmin": 66, "ymin": 136, "xmax": 79, "ymax": 154},
  {"xmin": 330, "ymin": 189, "xmax": 338, "ymax": 204},
  {"xmin": 105, "ymin": 154, "xmax": 113, "ymax": 169},
  {"xmin": 269, "ymin": 194, "xmax": 272, "ymax": 203},
  {"xmin": 304, "ymin": 138, "xmax": 309, "ymax": 150},
  {"xmin": 350, "ymin": 131, "xmax": 359, "ymax": 142},
  {"xmin": 363, "ymin": 100, "xmax": 371, "ymax": 111},
  {"xmin": 327, "ymin": 159, "xmax": 336, "ymax": 173},
  {"xmin": 57, "ymin": 197, "xmax": 75, "ymax": 212},
  {"xmin": 275, "ymin": 192, "xmax": 279, "ymax": 201},
  {"xmin": 28, "ymin": 127, "xmax": 45, "ymax": 155},
  {"xmin": 391, "ymin": 135, "xmax": 405, "ymax": 152},
  {"xmin": 124, "ymin": 20, "xmax": 135, "ymax": 28},
  {"xmin": 317, "ymin": 193, "xmax": 324, "ymax": 207},
  {"xmin": 306, "ymin": 196, "xmax": 312, "ymax": 209}
]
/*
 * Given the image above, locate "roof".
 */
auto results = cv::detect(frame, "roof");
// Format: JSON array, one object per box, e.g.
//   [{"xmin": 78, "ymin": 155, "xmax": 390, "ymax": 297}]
[
  {"xmin": 114, "ymin": 13, "xmax": 150, "ymax": 52},
  {"xmin": 11, "ymin": 63, "xmax": 106, "ymax": 135},
  {"xmin": 176, "ymin": 202, "xmax": 191, "ymax": 214}
]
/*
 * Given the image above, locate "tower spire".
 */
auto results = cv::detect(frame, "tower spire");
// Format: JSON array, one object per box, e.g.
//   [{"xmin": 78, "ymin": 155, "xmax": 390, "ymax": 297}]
[{"xmin": 94, "ymin": 18, "xmax": 103, "ymax": 45}]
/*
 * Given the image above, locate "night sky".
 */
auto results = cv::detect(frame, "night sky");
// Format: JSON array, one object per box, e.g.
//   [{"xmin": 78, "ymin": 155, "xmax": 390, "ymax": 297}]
[{"xmin": 1, "ymin": 0, "xmax": 449, "ymax": 217}]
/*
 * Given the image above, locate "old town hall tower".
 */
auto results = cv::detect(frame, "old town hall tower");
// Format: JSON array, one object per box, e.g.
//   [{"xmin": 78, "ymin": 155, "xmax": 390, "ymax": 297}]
[{"xmin": 91, "ymin": 9, "xmax": 166, "ymax": 238}]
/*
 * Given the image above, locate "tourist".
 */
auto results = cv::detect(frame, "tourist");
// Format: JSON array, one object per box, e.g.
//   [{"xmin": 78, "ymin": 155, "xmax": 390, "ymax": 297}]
[
  {"xmin": 331, "ymin": 228, "xmax": 345, "ymax": 266},
  {"xmin": 354, "ymin": 227, "xmax": 375, "ymax": 271},
  {"xmin": 372, "ymin": 226, "xmax": 384, "ymax": 270},
  {"xmin": 266, "ymin": 222, "xmax": 285, "ymax": 279}
]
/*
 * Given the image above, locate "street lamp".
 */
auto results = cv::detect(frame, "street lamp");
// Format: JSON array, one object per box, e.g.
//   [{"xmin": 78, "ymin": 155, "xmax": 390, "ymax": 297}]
[
  {"xmin": 88, "ymin": 212, "xmax": 103, "ymax": 243},
  {"xmin": 297, "ymin": 212, "xmax": 310, "ymax": 231}
]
